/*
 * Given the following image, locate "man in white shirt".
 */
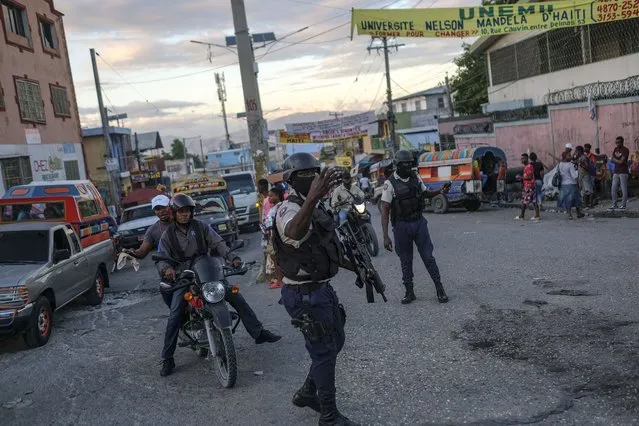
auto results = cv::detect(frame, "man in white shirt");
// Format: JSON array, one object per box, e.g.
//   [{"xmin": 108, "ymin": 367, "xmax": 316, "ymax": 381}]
[{"xmin": 331, "ymin": 171, "xmax": 365, "ymax": 226}]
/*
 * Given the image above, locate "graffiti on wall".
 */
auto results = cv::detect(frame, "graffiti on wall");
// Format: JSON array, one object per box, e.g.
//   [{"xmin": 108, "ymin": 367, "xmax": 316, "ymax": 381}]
[{"xmin": 33, "ymin": 156, "xmax": 64, "ymax": 181}]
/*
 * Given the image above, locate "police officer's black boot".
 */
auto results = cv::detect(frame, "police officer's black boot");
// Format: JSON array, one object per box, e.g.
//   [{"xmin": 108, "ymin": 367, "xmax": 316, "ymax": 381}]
[
  {"xmin": 292, "ymin": 375, "xmax": 320, "ymax": 413},
  {"xmin": 435, "ymin": 282, "xmax": 449, "ymax": 303},
  {"xmin": 318, "ymin": 397, "xmax": 359, "ymax": 426},
  {"xmin": 401, "ymin": 282, "xmax": 416, "ymax": 304}
]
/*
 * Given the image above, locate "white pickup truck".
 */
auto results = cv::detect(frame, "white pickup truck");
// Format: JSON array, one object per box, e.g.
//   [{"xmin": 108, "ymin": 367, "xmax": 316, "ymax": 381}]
[{"xmin": 0, "ymin": 222, "xmax": 114, "ymax": 347}]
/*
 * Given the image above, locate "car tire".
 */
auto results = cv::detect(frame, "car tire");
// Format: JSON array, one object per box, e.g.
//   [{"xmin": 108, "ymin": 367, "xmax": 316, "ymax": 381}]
[
  {"xmin": 432, "ymin": 194, "xmax": 450, "ymax": 214},
  {"xmin": 85, "ymin": 269, "xmax": 106, "ymax": 306},
  {"xmin": 23, "ymin": 296, "xmax": 53, "ymax": 348}
]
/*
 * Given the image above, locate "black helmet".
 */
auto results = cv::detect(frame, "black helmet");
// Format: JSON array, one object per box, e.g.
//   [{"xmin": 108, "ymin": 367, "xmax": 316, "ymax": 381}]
[
  {"xmin": 394, "ymin": 150, "xmax": 414, "ymax": 165},
  {"xmin": 282, "ymin": 152, "xmax": 320, "ymax": 182},
  {"xmin": 170, "ymin": 193, "xmax": 196, "ymax": 212},
  {"xmin": 342, "ymin": 170, "xmax": 351, "ymax": 180}
]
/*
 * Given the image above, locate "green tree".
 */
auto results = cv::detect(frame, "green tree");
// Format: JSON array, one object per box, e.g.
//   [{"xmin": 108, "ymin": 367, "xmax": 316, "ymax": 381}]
[
  {"xmin": 170, "ymin": 138, "xmax": 186, "ymax": 159},
  {"xmin": 449, "ymin": 43, "xmax": 489, "ymax": 116},
  {"xmin": 190, "ymin": 154, "xmax": 204, "ymax": 169}
]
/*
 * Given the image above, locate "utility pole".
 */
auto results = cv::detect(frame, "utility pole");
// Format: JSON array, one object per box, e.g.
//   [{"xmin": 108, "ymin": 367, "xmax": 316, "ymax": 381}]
[
  {"xmin": 445, "ymin": 72, "xmax": 455, "ymax": 117},
  {"xmin": 230, "ymin": 0, "xmax": 268, "ymax": 180},
  {"xmin": 183, "ymin": 138, "xmax": 189, "ymax": 175},
  {"xmin": 90, "ymin": 48, "xmax": 120, "ymax": 213},
  {"xmin": 367, "ymin": 37, "xmax": 404, "ymax": 154},
  {"xmin": 215, "ymin": 72, "xmax": 232, "ymax": 150},
  {"xmin": 199, "ymin": 136, "xmax": 206, "ymax": 169}
]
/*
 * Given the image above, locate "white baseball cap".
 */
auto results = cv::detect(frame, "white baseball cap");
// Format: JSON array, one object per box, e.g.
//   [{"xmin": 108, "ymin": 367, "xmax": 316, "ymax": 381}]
[
  {"xmin": 565, "ymin": 143, "xmax": 573, "ymax": 150},
  {"xmin": 151, "ymin": 194, "xmax": 170, "ymax": 209}
]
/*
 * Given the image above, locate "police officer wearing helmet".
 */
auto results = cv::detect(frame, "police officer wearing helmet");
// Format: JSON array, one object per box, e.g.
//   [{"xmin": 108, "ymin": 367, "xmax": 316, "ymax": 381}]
[
  {"xmin": 156, "ymin": 193, "xmax": 281, "ymax": 377},
  {"xmin": 272, "ymin": 153, "xmax": 358, "ymax": 426},
  {"xmin": 380, "ymin": 150, "xmax": 450, "ymax": 305}
]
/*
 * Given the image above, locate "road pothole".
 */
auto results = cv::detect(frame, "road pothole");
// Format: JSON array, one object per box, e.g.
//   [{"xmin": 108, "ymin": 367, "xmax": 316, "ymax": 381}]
[{"xmin": 454, "ymin": 306, "xmax": 639, "ymax": 413}]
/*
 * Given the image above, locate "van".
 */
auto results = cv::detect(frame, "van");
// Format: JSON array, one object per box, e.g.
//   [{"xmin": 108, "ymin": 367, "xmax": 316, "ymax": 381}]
[
  {"xmin": 221, "ymin": 172, "xmax": 259, "ymax": 230},
  {"xmin": 0, "ymin": 180, "xmax": 113, "ymax": 248}
]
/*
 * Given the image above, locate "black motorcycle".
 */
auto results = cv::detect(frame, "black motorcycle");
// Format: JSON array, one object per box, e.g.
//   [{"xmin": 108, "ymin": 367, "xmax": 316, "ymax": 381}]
[
  {"xmin": 346, "ymin": 195, "xmax": 379, "ymax": 257},
  {"xmin": 324, "ymin": 202, "xmax": 387, "ymax": 304},
  {"xmin": 151, "ymin": 251, "xmax": 254, "ymax": 389}
]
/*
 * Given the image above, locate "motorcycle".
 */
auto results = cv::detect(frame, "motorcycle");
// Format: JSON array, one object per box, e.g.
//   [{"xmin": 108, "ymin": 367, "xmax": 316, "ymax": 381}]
[
  {"xmin": 151, "ymin": 250, "xmax": 254, "ymax": 389},
  {"xmin": 323, "ymin": 201, "xmax": 387, "ymax": 304},
  {"xmin": 347, "ymin": 195, "xmax": 379, "ymax": 257}
]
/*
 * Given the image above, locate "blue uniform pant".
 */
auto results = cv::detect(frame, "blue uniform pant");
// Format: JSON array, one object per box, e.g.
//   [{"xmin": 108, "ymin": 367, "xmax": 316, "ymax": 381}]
[
  {"xmin": 161, "ymin": 288, "xmax": 264, "ymax": 360},
  {"xmin": 393, "ymin": 217, "xmax": 442, "ymax": 286},
  {"xmin": 337, "ymin": 209, "xmax": 348, "ymax": 226},
  {"xmin": 279, "ymin": 284, "xmax": 345, "ymax": 400}
]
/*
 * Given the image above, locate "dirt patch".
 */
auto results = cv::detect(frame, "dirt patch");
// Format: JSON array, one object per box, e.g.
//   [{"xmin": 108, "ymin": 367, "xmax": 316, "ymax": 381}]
[
  {"xmin": 546, "ymin": 289, "xmax": 599, "ymax": 297},
  {"xmin": 454, "ymin": 306, "xmax": 639, "ymax": 413}
]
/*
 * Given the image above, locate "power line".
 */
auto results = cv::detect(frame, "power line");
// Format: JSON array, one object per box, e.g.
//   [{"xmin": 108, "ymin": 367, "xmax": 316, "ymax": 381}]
[
  {"xmin": 369, "ymin": 74, "xmax": 385, "ymax": 111},
  {"xmin": 390, "ymin": 77, "xmax": 411, "ymax": 95}
]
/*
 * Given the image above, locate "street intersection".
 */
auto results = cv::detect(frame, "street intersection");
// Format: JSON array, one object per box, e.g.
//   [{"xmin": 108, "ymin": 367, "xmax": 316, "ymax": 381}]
[{"xmin": 1, "ymin": 207, "xmax": 638, "ymax": 425}]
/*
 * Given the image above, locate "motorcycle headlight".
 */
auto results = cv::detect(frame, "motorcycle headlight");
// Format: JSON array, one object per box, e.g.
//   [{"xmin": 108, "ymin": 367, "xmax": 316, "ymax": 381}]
[
  {"xmin": 119, "ymin": 229, "xmax": 133, "ymax": 236},
  {"xmin": 202, "ymin": 281, "xmax": 226, "ymax": 303},
  {"xmin": 355, "ymin": 203, "xmax": 366, "ymax": 214},
  {"xmin": 218, "ymin": 223, "xmax": 228, "ymax": 232}
]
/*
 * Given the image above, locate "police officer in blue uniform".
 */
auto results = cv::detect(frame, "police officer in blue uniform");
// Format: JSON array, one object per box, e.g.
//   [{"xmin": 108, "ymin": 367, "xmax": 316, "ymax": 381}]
[
  {"xmin": 273, "ymin": 153, "xmax": 358, "ymax": 426},
  {"xmin": 380, "ymin": 150, "xmax": 450, "ymax": 305}
]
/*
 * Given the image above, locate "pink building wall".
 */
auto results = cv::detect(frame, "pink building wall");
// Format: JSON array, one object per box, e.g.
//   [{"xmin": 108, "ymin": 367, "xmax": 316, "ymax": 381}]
[
  {"xmin": 0, "ymin": 0, "xmax": 81, "ymax": 145},
  {"xmin": 450, "ymin": 99, "xmax": 639, "ymax": 168}
]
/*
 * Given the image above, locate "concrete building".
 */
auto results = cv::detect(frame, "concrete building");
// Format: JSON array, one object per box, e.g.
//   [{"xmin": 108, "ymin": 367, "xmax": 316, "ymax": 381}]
[
  {"xmin": 0, "ymin": 0, "xmax": 86, "ymax": 194},
  {"xmin": 392, "ymin": 85, "xmax": 452, "ymax": 117},
  {"xmin": 206, "ymin": 147, "xmax": 254, "ymax": 176},
  {"xmin": 82, "ymin": 127, "xmax": 165, "ymax": 197},
  {"xmin": 455, "ymin": 17, "xmax": 639, "ymax": 166}
]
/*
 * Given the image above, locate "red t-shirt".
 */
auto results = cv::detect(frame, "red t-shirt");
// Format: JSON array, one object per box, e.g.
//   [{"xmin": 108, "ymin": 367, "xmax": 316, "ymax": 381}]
[
  {"xmin": 613, "ymin": 146, "xmax": 630, "ymax": 174},
  {"xmin": 523, "ymin": 163, "xmax": 536, "ymax": 190}
]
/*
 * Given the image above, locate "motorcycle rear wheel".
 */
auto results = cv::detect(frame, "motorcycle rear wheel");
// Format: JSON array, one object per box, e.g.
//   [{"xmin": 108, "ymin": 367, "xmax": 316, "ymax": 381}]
[{"xmin": 211, "ymin": 328, "xmax": 237, "ymax": 388}]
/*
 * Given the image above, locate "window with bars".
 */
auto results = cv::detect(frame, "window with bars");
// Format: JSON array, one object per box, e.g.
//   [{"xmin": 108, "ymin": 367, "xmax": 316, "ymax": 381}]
[
  {"xmin": 488, "ymin": 19, "xmax": 639, "ymax": 86},
  {"xmin": 0, "ymin": 157, "xmax": 33, "ymax": 190},
  {"xmin": 16, "ymin": 79, "xmax": 45, "ymax": 123},
  {"xmin": 50, "ymin": 85, "xmax": 71, "ymax": 117},
  {"xmin": 1, "ymin": 0, "xmax": 28, "ymax": 38}
]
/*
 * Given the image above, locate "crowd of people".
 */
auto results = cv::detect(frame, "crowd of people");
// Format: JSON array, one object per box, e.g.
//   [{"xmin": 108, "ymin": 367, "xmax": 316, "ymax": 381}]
[{"xmin": 517, "ymin": 136, "xmax": 632, "ymax": 220}]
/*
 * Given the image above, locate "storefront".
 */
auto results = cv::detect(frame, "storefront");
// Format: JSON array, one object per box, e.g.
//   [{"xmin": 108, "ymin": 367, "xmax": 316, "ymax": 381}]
[{"xmin": 0, "ymin": 143, "xmax": 87, "ymax": 195}]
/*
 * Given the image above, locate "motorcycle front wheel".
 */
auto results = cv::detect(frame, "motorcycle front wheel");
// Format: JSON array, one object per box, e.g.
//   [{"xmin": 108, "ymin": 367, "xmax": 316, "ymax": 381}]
[
  {"xmin": 210, "ymin": 327, "xmax": 238, "ymax": 388},
  {"xmin": 362, "ymin": 223, "xmax": 379, "ymax": 257}
]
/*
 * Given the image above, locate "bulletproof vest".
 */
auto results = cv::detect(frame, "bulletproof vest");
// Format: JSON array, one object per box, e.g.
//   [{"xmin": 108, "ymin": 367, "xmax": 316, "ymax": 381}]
[
  {"xmin": 272, "ymin": 195, "xmax": 341, "ymax": 282},
  {"xmin": 165, "ymin": 219, "xmax": 208, "ymax": 262},
  {"xmin": 389, "ymin": 174, "xmax": 424, "ymax": 225}
]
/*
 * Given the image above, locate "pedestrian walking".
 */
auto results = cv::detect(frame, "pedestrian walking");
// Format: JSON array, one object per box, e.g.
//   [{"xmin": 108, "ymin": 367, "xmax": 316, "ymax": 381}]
[
  {"xmin": 379, "ymin": 149, "xmax": 450, "ymax": 305},
  {"xmin": 272, "ymin": 153, "xmax": 357, "ymax": 426},
  {"xmin": 573, "ymin": 146, "xmax": 596, "ymax": 208},
  {"xmin": 529, "ymin": 152, "xmax": 545, "ymax": 207},
  {"xmin": 557, "ymin": 153, "xmax": 585, "ymax": 220},
  {"xmin": 516, "ymin": 153, "xmax": 540, "ymax": 221},
  {"xmin": 609, "ymin": 136, "xmax": 630, "ymax": 210}
]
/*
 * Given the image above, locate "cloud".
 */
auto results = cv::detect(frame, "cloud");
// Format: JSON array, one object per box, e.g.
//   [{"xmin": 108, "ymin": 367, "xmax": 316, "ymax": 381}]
[{"xmin": 60, "ymin": 0, "xmax": 478, "ymax": 141}]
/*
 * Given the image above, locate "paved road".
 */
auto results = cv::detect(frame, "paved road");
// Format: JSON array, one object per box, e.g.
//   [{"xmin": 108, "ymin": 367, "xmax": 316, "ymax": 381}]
[{"xmin": 1, "ymin": 208, "xmax": 639, "ymax": 425}]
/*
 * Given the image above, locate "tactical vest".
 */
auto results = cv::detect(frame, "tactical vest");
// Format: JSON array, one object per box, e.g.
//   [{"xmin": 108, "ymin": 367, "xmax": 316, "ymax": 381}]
[
  {"xmin": 389, "ymin": 174, "xmax": 425, "ymax": 225},
  {"xmin": 272, "ymin": 195, "xmax": 341, "ymax": 283},
  {"xmin": 165, "ymin": 219, "xmax": 208, "ymax": 262}
]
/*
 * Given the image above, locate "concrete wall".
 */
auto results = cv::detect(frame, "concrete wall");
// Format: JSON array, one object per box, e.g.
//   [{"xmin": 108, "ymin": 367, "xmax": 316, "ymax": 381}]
[{"xmin": 452, "ymin": 97, "xmax": 639, "ymax": 167}]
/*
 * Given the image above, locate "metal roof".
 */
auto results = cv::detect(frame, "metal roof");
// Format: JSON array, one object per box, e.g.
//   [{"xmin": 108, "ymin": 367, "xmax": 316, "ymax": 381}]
[{"xmin": 393, "ymin": 86, "xmax": 447, "ymax": 103}]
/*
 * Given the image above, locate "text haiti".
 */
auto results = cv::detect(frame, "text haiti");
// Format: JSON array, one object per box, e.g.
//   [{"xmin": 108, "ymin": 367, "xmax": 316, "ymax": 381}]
[{"xmin": 424, "ymin": 9, "xmax": 587, "ymax": 31}]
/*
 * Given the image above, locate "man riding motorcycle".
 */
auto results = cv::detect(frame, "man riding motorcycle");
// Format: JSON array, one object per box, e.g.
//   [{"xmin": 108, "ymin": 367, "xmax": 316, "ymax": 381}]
[
  {"xmin": 155, "ymin": 194, "xmax": 281, "ymax": 376},
  {"xmin": 330, "ymin": 171, "xmax": 365, "ymax": 226}
]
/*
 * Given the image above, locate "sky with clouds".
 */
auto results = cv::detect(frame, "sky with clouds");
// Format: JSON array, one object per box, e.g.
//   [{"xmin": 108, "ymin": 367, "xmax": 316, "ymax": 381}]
[{"xmin": 59, "ymin": 0, "xmax": 478, "ymax": 151}]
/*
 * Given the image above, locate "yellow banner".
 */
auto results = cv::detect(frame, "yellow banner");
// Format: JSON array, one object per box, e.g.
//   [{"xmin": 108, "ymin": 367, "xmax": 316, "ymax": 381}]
[
  {"xmin": 351, "ymin": 0, "xmax": 639, "ymax": 38},
  {"xmin": 278, "ymin": 131, "xmax": 312, "ymax": 144}
]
